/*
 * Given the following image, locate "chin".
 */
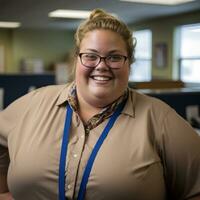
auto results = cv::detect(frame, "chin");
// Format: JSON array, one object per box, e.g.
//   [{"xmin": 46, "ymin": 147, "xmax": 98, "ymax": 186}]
[
  {"xmin": 91, "ymin": 90, "xmax": 118, "ymax": 104},
  {"xmin": 91, "ymin": 86, "xmax": 111, "ymax": 96},
  {"xmin": 93, "ymin": 91, "xmax": 110, "ymax": 99}
]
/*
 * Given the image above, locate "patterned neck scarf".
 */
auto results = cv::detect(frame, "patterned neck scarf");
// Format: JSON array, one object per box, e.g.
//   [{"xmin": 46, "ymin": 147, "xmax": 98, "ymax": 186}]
[{"xmin": 67, "ymin": 83, "xmax": 128, "ymax": 133}]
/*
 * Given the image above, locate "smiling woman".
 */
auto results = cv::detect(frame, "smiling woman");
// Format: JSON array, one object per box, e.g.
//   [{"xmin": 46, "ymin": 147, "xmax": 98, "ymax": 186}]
[
  {"xmin": 75, "ymin": 29, "xmax": 130, "ymax": 117},
  {"xmin": 0, "ymin": 8, "xmax": 200, "ymax": 200}
]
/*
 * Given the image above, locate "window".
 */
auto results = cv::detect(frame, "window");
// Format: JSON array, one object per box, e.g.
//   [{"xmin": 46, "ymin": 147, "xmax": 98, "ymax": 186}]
[
  {"xmin": 178, "ymin": 23, "xmax": 200, "ymax": 83},
  {"xmin": 129, "ymin": 29, "xmax": 152, "ymax": 82}
]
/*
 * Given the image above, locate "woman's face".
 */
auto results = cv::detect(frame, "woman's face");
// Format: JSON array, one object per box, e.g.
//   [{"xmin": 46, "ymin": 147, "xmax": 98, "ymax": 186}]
[{"xmin": 75, "ymin": 29, "xmax": 130, "ymax": 107}]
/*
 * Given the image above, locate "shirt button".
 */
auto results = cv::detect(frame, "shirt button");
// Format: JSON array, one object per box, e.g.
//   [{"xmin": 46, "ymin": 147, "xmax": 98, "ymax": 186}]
[
  {"xmin": 67, "ymin": 184, "xmax": 71, "ymax": 189},
  {"xmin": 73, "ymin": 154, "xmax": 78, "ymax": 158}
]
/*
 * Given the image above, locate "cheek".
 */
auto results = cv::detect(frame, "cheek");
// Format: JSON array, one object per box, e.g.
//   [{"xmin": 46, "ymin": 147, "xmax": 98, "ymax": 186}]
[
  {"xmin": 75, "ymin": 62, "xmax": 92, "ymax": 80},
  {"xmin": 116, "ymin": 67, "xmax": 130, "ymax": 81},
  {"xmin": 125, "ymin": 65, "xmax": 131, "ymax": 78}
]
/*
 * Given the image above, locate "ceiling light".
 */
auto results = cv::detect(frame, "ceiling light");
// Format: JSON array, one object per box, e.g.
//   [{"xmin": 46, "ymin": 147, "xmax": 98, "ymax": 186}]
[
  {"xmin": 191, "ymin": 28, "xmax": 200, "ymax": 32},
  {"xmin": 0, "ymin": 21, "xmax": 21, "ymax": 28},
  {"xmin": 120, "ymin": 0, "xmax": 195, "ymax": 5},
  {"xmin": 48, "ymin": 10, "xmax": 91, "ymax": 19}
]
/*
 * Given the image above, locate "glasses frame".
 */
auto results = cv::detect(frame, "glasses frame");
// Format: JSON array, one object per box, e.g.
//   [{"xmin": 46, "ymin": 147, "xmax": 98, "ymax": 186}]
[{"xmin": 78, "ymin": 53, "xmax": 128, "ymax": 69}]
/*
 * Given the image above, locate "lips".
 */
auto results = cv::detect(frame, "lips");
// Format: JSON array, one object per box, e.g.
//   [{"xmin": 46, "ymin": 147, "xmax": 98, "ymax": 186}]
[{"xmin": 90, "ymin": 75, "xmax": 112, "ymax": 81}]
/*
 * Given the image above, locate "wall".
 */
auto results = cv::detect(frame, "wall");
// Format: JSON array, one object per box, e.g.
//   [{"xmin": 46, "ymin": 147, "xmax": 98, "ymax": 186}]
[
  {"xmin": 0, "ymin": 28, "xmax": 74, "ymax": 73},
  {"xmin": 1, "ymin": 10, "xmax": 200, "ymax": 77},
  {"xmin": 0, "ymin": 29, "xmax": 13, "ymax": 72},
  {"xmin": 130, "ymin": 10, "xmax": 200, "ymax": 80}
]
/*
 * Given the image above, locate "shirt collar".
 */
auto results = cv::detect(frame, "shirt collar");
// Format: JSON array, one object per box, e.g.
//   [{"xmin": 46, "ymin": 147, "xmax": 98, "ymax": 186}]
[
  {"xmin": 55, "ymin": 82, "xmax": 73, "ymax": 106},
  {"xmin": 56, "ymin": 83, "xmax": 135, "ymax": 118},
  {"xmin": 121, "ymin": 88, "xmax": 135, "ymax": 118}
]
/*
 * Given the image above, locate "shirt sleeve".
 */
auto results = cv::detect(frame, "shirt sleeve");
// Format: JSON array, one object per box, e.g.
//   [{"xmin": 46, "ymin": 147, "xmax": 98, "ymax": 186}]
[
  {"xmin": 159, "ymin": 108, "xmax": 200, "ymax": 200},
  {"xmin": 0, "ymin": 91, "xmax": 36, "ymax": 175}
]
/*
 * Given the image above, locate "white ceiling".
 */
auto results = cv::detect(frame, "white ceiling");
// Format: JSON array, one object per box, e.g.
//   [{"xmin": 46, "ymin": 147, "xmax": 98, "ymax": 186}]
[{"xmin": 0, "ymin": 0, "xmax": 200, "ymax": 30}]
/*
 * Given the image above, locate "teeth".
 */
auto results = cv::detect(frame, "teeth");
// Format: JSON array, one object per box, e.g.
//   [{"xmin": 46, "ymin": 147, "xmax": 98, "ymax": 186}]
[{"xmin": 93, "ymin": 76, "xmax": 110, "ymax": 81}]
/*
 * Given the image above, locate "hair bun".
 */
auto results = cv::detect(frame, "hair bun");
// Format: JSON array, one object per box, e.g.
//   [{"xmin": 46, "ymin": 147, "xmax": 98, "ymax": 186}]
[{"xmin": 89, "ymin": 9, "xmax": 111, "ymax": 20}]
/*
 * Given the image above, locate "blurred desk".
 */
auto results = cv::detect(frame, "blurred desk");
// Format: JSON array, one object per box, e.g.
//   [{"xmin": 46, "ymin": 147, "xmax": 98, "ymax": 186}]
[{"xmin": 129, "ymin": 80, "xmax": 184, "ymax": 89}]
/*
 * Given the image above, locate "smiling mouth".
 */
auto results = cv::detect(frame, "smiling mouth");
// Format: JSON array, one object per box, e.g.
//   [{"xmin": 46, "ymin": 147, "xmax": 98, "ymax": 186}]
[{"xmin": 90, "ymin": 75, "xmax": 112, "ymax": 81}]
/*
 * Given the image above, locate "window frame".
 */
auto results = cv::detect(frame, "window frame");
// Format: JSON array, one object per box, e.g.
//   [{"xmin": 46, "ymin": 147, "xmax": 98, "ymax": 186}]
[
  {"xmin": 177, "ymin": 23, "xmax": 200, "ymax": 83},
  {"xmin": 129, "ymin": 29, "xmax": 152, "ymax": 82}
]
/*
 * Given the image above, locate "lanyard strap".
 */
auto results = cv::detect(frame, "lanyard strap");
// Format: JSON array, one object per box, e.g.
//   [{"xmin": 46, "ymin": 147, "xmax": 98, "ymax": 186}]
[
  {"xmin": 59, "ymin": 99, "xmax": 126, "ymax": 200},
  {"xmin": 59, "ymin": 104, "xmax": 73, "ymax": 200}
]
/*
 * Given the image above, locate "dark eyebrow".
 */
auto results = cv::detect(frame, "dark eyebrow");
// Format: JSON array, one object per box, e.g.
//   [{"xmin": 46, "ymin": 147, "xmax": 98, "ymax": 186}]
[{"xmin": 108, "ymin": 50, "xmax": 122, "ymax": 54}]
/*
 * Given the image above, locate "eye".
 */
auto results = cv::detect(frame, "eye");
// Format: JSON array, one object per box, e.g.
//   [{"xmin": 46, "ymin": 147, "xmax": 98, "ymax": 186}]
[
  {"xmin": 82, "ymin": 53, "xmax": 98, "ymax": 61},
  {"xmin": 107, "ymin": 55, "xmax": 123, "ymax": 62}
]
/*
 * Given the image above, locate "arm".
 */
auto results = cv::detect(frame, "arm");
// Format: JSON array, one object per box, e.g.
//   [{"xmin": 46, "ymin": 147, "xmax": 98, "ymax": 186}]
[
  {"xmin": 0, "ymin": 89, "xmax": 39, "ymax": 200},
  {"xmin": 158, "ymin": 108, "xmax": 200, "ymax": 199}
]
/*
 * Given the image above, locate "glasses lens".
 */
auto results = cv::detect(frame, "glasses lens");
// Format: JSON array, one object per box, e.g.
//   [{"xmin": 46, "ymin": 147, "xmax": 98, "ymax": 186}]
[
  {"xmin": 80, "ymin": 53, "xmax": 127, "ymax": 68},
  {"xmin": 81, "ymin": 53, "xmax": 99, "ymax": 67},
  {"xmin": 106, "ymin": 55, "xmax": 125, "ymax": 68}
]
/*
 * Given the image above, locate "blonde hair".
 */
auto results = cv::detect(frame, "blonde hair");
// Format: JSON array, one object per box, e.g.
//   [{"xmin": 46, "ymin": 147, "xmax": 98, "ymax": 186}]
[{"xmin": 74, "ymin": 9, "xmax": 136, "ymax": 63}]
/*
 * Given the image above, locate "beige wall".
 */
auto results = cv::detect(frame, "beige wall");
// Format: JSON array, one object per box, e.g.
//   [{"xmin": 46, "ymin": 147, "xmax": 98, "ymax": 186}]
[
  {"xmin": 130, "ymin": 10, "xmax": 200, "ymax": 80},
  {"xmin": 0, "ymin": 28, "xmax": 74, "ymax": 73}
]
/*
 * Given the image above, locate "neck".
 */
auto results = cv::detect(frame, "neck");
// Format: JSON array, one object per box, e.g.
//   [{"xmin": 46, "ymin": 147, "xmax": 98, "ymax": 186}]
[{"xmin": 77, "ymin": 94, "xmax": 103, "ymax": 123}]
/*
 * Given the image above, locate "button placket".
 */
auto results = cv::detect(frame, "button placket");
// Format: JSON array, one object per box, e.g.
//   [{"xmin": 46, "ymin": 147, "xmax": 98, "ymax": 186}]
[
  {"xmin": 73, "ymin": 153, "xmax": 78, "ymax": 158},
  {"xmin": 66, "ymin": 122, "xmax": 86, "ymax": 199},
  {"xmin": 67, "ymin": 184, "xmax": 72, "ymax": 190}
]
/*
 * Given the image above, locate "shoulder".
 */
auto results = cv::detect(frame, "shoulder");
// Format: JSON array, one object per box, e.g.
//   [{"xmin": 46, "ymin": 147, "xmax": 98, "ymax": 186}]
[
  {"xmin": 2, "ymin": 83, "xmax": 71, "ymax": 113},
  {"xmin": 26, "ymin": 83, "xmax": 72, "ymax": 102},
  {"xmin": 30, "ymin": 84, "xmax": 69, "ymax": 97},
  {"xmin": 25, "ymin": 83, "xmax": 72, "ymax": 108},
  {"xmin": 128, "ymin": 88, "xmax": 171, "ymax": 115}
]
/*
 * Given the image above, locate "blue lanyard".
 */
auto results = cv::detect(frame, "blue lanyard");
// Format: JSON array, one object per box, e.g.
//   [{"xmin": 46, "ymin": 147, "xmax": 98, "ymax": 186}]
[{"xmin": 59, "ymin": 99, "xmax": 127, "ymax": 200}]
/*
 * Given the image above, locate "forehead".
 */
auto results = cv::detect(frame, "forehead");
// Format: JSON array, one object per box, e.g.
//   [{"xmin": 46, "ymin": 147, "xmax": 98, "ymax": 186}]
[{"xmin": 80, "ymin": 29, "xmax": 127, "ymax": 52}]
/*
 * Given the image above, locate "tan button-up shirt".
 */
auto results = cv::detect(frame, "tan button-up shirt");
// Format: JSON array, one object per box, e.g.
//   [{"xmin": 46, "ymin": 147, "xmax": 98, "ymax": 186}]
[{"xmin": 0, "ymin": 84, "xmax": 200, "ymax": 200}]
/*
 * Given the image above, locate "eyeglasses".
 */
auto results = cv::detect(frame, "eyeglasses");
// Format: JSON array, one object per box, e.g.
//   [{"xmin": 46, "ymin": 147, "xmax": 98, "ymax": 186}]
[{"xmin": 79, "ymin": 53, "xmax": 128, "ymax": 69}]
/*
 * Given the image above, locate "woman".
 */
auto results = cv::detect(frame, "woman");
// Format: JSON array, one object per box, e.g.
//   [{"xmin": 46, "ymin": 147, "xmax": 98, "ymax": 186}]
[{"xmin": 0, "ymin": 9, "xmax": 200, "ymax": 200}]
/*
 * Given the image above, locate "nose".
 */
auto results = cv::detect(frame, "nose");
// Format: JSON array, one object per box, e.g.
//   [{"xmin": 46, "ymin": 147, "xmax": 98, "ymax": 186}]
[{"xmin": 95, "ymin": 57, "xmax": 109, "ymax": 70}]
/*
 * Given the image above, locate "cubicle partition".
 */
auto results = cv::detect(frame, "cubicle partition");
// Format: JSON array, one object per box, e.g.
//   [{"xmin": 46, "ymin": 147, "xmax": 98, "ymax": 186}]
[{"xmin": 0, "ymin": 74, "xmax": 55, "ymax": 109}]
